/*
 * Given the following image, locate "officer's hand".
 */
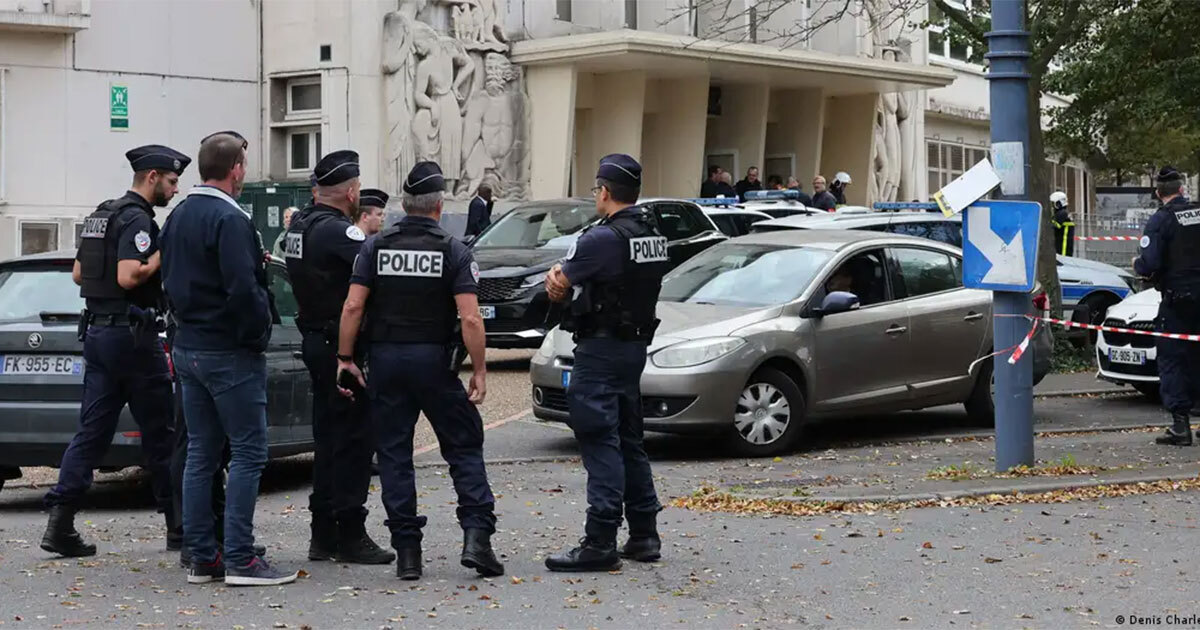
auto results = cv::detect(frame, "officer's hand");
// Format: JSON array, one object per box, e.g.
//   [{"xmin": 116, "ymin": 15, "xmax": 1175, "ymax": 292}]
[
  {"xmin": 468, "ymin": 370, "xmax": 486, "ymax": 404},
  {"xmin": 336, "ymin": 361, "xmax": 366, "ymax": 399}
]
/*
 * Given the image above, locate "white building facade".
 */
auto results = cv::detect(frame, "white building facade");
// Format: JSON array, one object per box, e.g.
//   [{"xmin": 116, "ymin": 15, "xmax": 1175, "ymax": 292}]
[{"xmin": 0, "ymin": 0, "xmax": 261, "ymax": 257}]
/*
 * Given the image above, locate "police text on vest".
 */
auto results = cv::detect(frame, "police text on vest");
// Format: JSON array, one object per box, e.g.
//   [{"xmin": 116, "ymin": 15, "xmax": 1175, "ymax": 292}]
[
  {"xmin": 283, "ymin": 232, "xmax": 304, "ymax": 259},
  {"xmin": 629, "ymin": 236, "xmax": 669, "ymax": 263},
  {"xmin": 81, "ymin": 217, "xmax": 109, "ymax": 239},
  {"xmin": 1176, "ymin": 208, "xmax": 1200, "ymax": 226},
  {"xmin": 378, "ymin": 249, "xmax": 444, "ymax": 277}
]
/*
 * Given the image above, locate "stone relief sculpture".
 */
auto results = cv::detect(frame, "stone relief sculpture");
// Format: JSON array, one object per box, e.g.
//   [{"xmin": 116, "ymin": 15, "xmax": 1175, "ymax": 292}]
[
  {"xmin": 864, "ymin": 0, "xmax": 917, "ymax": 203},
  {"xmin": 382, "ymin": 0, "xmax": 529, "ymax": 199}
]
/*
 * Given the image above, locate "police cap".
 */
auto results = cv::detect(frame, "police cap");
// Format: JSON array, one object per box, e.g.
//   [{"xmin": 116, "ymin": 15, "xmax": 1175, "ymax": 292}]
[
  {"xmin": 125, "ymin": 145, "xmax": 191, "ymax": 175},
  {"xmin": 597, "ymin": 154, "xmax": 642, "ymax": 188},
  {"xmin": 313, "ymin": 150, "xmax": 360, "ymax": 186},
  {"xmin": 1156, "ymin": 165, "xmax": 1184, "ymax": 184},
  {"xmin": 403, "ymin": 161, "xmax": 445, "ymax": 195},
  {"xmin": 360, "ymin": 188, "xmax": 389, "ymax": 209}
]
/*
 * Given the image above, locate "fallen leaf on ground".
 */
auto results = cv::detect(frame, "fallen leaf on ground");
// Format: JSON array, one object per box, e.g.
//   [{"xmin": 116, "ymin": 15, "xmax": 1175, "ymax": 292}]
[
  {"xmin": 922, "ymin": 542, "xmax": 933, "ymax": 549},
  {"xmin": 984, "ymin": 557, "xmax": 1003, "ymax": 564}
]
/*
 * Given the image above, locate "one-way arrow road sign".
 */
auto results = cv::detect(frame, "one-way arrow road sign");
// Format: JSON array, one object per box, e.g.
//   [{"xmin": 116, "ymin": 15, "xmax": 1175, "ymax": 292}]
[{"xmin": 962, "ymin": 199, "xmax": 1042, "ymax": 293}]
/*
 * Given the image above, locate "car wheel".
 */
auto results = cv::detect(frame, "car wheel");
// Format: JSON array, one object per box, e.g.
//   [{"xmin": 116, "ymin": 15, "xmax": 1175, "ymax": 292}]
[
  {"xmin": 729, "ymin": 367, "xmax": 806, "ymax": 457},
  {"xmin": 1072, "ymin": 294, "xmax": 1119, "ymax": 348},
  {"xmin": 964, "ymin": 357, "xmax": 995, "ymax": 427},
  {"xmin": 1132, "ymin": 382, "xmax": 1161, "ymax": 401}
]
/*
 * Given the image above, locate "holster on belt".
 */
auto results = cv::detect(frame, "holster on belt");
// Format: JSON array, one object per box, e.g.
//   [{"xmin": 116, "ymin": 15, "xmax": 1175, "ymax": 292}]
[{"xmin": 77, "ymin": 309, "xmax": 91, "ymax": 342}]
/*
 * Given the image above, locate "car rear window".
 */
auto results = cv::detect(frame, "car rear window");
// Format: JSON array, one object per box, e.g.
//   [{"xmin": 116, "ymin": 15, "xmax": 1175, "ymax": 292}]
[{"xmin": 0, "ymin": 266, "xmax": 84, "ymax": 324}]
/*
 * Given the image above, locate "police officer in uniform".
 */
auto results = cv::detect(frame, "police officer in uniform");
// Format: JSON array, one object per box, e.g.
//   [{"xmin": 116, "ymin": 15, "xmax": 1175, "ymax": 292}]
[
  {"xmin": 336, "ymin": 161, "xmax": 504, "ymax": 581},
  {"xmin": 41, "ymin": 145, "xmax": 189, "ymax": 557},
  {"xmin": 543, "ymin": 154, "xmax": 669, "ymax": 572},
  {"xmin": 1051, "ymin": 191, "xmax": 1075, "ymax": 256},
  {"xmin": 1134, "ymin": 166, "xmax": 1200, "ymax": 446},
  {"xmin": 284, "ymin": 150, "xmax": 394, "ymax": 564}
]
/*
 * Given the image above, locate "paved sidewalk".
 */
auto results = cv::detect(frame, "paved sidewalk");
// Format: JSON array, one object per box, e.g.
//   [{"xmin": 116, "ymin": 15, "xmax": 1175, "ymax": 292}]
[{"xmin": 1035, "ymin": 371, "xmax": 1130, "ymax": 396}]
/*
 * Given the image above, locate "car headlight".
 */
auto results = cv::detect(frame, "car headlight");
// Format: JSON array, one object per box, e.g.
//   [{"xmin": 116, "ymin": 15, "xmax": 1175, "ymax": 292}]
[
  {"xmin": 520, "ymin": 272, "xmax": 547, "ymax": 288},
  {"xmin": 651, "ymin": 337, "xmax": 746, "ymax": 368},
  {"xmin": 536, "ymin": 327, "xmax": 557, "ymax": 359}
]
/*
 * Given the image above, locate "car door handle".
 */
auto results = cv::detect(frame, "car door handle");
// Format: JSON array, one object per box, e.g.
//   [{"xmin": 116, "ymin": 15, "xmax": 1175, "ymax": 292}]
[
  {"xmin": 885, "ymin": 325, "xmax": 907, "ymax": 335},
  {"xmin": 963, "ymin": 312, "xmax": 984, "ymax": 322}
]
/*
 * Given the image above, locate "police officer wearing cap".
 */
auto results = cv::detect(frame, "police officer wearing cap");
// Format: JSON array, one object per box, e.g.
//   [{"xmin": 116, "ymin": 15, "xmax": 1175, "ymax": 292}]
[
  {"xmin": 284, "ymin": 151, "xmax": 394, "ymax": 565},
  {"xmin": 41, "ymin": 145, "xmax": 190, "ymax": 557},
  {"xmin": 1135, "ymin": 166, "xmax": 1200, "ymax": 446},
  {"xmin": 336, "ymin": 161, "xmax": 504, "ymax": 581},
  {"xmin": 543, "ymin": 154, "xmax": 669, "ymax": 572},
  {"xmin": 356, "ymin": 188, "xmax": 389, "ymax": 237}
]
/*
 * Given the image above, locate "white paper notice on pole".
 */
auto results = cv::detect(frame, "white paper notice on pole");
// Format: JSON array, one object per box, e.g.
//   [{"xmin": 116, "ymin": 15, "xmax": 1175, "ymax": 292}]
[
  {"xmin": 932, "ymin": 158, "xmax": 1002, "ymax": 217},
  {"xmin": 991, "ymin": 141, "xmax": 1025, "ymax": 196}
]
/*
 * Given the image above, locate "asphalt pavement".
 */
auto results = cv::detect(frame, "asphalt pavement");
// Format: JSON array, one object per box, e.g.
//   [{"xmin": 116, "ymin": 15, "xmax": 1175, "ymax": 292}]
[{"xmin": 4, "ymin": 360, "xmax": 1198, "ymax": 628}]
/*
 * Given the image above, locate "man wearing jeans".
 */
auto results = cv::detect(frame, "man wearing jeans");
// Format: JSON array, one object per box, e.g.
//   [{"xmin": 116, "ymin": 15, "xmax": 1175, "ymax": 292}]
[{"xmin": 160, "ymin": 132, "xmax": 296, "ymax": 587}]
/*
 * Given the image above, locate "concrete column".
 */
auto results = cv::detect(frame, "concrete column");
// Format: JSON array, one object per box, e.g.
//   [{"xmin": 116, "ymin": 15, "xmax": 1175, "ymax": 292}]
[
  {"xmin": 705, "ymin": 83, "xmax": 769, "ymax": 180},
  {"xmin": 820, "ymin": 93, "xmax": 877, "ymax": 206},
  {"xmin": 651, "ymin": 75, "xmax": 709, "ymax": 197},
  {"xmin": 587, "ymin": 71, "xmax": 647, "ymax": 163},
  {"xmin": 527, "ymin": 64, "xmax": 577, "ymax": 200}
]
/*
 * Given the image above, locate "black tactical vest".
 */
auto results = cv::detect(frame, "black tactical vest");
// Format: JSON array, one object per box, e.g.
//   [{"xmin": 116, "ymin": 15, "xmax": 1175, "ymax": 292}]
[
  {"xmin": 367, "ymin": 220, "xmax": 457, "ymax": 344},
  {"xmin": 284, "ymin": 206, "xmax": 351, "ymax": 331},
  {"xmin": 573, "ymin": 210, "xmax": 669, "ymax": 342},
  {"xmin": 77, "ymin": 198, "xmax": 162, "ymax": 311},
  {"xmin": 1165, "ymin": 200, "xmax": 1200, "ymax": 290}
]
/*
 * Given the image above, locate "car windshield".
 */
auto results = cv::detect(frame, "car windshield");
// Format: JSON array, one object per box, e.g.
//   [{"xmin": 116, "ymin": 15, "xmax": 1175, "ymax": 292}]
[
  {"xmin": 473, "ymin": 202, "xmax": 597, "ymax": 250},
  {"xmin": 660, "ymin": 244, "xmax": 832, "ymax": 307},
  {"xmin": 0, "ymin": 266, "xmax": 84, "ymax": 324}
]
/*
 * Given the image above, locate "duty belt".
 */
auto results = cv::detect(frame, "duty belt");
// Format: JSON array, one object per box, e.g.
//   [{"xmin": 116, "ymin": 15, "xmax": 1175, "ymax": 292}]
[{"xmin": 88, "ymin": 312, "xmax": 133, "ymax": 327}]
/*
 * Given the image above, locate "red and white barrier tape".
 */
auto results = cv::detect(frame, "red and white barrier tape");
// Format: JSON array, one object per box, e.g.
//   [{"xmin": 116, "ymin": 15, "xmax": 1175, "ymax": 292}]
[
  {"xmin": 1075, "ymin": 235, "xmax": 1140, "ymax": 242},
  {"xmin": 1028, "ymin": 314, "xmax": 1200, "ymax": 342},
  {"xmin": 967, "ymin": 318, "xmax": 1040, "ymax": 375}
]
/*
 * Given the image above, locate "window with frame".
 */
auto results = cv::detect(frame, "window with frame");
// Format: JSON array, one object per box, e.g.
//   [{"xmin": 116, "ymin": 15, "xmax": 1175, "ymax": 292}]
[
  {"xmin": 927, "ymin": 0, "xmax": 977, "ymax": 63},
  {"xmin": 288, "ymin": 127, "xmax": 322, "ymax": 173},
  {"xmin": 555, "ymin": 0, "xmax": 571, "ymax": 20},
  {"xmin": 286, "ymin": 77, "xmax": 321, "ymax": 118},
  {"xmin": 824, "ymin": 250, "xmax": 890, "ymax": 307},
  {"xmin": 890, "ymin": 247, "xmax": 961, "ymax": 298},
  {"xmin": 927, "ymin": 140, "xmax": 989, "ymax": 194},
  {"xmin": 20, "ymin": 222, "xmax": 59, "ymax": 256},
  {"xmin": 73, "ymin": 222, "xmax": 85, "ymax": 248},
  {"xmin": 652, "ymin": 204, "xmax": 705, "ymax": 240}
]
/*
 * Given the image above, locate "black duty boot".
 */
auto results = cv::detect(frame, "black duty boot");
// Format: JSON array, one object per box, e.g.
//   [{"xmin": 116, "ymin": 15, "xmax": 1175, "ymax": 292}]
[
  {"xmin": 335, "ymin": 520, "xmax": 395, "ymax": 565},
  {"xmin": 40, "ymin": 505, "xmax": 97, "ymax": 558},
  {"xmin": 396, "ymin": 547, "xmax": 422, "ymax": 581},
  {"xmin": 1156, "ymin": 413, "xmax": 1194, "ymax": 446},
  {"xmin": 165, "ymin": 512, "xmax": 183, "ymax": 552},
  {"xmin": 545, "ymin": 537, "xmax": 621, "ymax": 572},
  {"xmin": 620, "ymin": 512, "xmax": 662, "ymax": 562},
  {"xmin": 461, "ymin": 528, "xmax": 505, "ymax": 577},
  {"xmin": 308, "ymin": 513, "xmax": 338, "ymax": 561}
]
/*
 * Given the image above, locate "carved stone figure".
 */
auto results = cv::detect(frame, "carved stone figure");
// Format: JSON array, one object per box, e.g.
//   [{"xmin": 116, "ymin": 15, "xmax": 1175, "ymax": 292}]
[
  {"xmin": 382, "ymin": 0, "xmax": 433, "ymax": 194},
  {"xmin": 441, "ymin": 0, "xmax": 507, "ymax": 52},
  {"xmin": 412, "ymin": 27, "xmax": 475, "ymax": 184},
  {"xmin": 458, "ymin": 53, "xmax": 527, "ymax": 197}
]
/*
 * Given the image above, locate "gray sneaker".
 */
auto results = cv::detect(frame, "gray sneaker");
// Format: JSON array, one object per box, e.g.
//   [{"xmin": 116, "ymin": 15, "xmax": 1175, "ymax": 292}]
[{"xmin": 225, "ymin": 557, "xmax": 298, "ymax": 587}]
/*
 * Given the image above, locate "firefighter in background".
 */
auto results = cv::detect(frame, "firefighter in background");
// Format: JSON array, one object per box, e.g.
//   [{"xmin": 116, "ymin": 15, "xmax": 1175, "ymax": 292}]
[{"xmin": 1051, "ymin": 191, "xmax": 1075, "ymax": 256}]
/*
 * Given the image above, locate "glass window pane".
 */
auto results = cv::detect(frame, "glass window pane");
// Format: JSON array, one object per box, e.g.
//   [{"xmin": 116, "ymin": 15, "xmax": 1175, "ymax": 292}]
[
  {"xmin": 290, "ymin": 133, "xmax": 310, "ymax": 171},
  {"xmin": 0, "ymin": 267, "xmax": 83, "ymax": 324},
  {"xmin": 949, "ymin": 34, "xmax": 969, "ymax": 60},
  {"xmin": 927, "ymin": 141, "xmax": 940, "ymax": 168},
  {"xmin": 927, "ymin": 170, "xmax": 940, "ymax": 195},
  {"xmin": 316, "ymin": 131, "xmax": 322, "ymax": 159},
  {"xmin": 624, "ymin": 0, "xmax": 637, "ymax": 28},
  {"xmin": 20, "ymin": 223, "xmax": 58, "ymax": 256},
  {"xmin": 928, "ymin": 30, "xmax": 946, "ymax": 56},
  {"xmin": 555, "ymin": 0, "xmax": 571, "ymax": 20},
  {"xmin": 948, "ymin": 145, "xmax": 965, "ymax": 173},
  {"xmin": 290, "ymin": 82, "xmax": 321, "ymax": 112},
  {"xmin": 892, "ymin": 248, "xmax": 959, "ymax": 298}
]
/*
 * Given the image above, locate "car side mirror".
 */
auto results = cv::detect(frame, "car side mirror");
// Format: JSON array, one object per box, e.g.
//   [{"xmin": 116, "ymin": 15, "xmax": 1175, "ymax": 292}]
[{"xmin": 814, "ymin": 291, "xmax": 860, "ymax": 317}]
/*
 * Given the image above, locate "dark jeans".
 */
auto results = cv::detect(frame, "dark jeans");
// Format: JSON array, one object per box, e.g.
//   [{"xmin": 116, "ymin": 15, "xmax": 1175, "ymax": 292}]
[
  {"xmin": 169, "ymin": 398, "xmax": 228, "ymax": 540},
  {"xmin": 566, "ymin": 338, "xmax": 661, "ymax": 541},
  {"xmin": 301, "ymin": 330, "xmax": 373, "ymax": 525},
  {"xmin": 174, "ymin": 347, "xmax": 268, "ymax": 568},
  {"xmin": 368, "ymin": 343, "xmax": 495, "ymax": 549},
  {"xmin": 45, "ymin": 325, "xmax": 173, "ymax": 511},
  {"xmin": 1156, "ymin": 299, "xmax": 1200, "ymax": 415}
]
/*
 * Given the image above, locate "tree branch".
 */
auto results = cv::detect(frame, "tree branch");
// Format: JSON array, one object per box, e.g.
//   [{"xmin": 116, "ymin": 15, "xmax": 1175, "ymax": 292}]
[
  {"xmin": 1034, "ymin": 0, "xmax": 1083, "ymax": 71},
  {"xmin": 931, "ymin": 0, "xmax": 985, "ymax": 47}
]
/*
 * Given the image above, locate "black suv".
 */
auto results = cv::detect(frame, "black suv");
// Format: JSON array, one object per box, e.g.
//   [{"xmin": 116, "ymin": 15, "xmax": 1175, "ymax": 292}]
[{"xmin": 471, "ymin": 198, "xmax": 727, "ymax": 348}]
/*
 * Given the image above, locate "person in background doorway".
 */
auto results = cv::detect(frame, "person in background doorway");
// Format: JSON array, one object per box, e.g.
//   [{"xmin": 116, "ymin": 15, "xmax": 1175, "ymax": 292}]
[
  {"xmin": 766, "ymin": 175, "xmax": 784, "ymax": 190},
  {"xmin": 700, "ymin": 165, "xmax": 723, "ymax": 198},
  {"xmin": 830, "ymin": 171, "xmax": 851, "ymax": 206},
  {"xmin": 735, "ymin": 166, "xmax": 762, "ymax": 201},
  {"xmin": 357, "ymin": 189, "xmax": 389, "ymax": 237},
  {"xmin": 715, "ymin": 172, "xmax": 736, "ymax": 199},
  {"xmin": 786, "ymin": 176, "xmax": 814, "ymax": 206},
  {"xmin": 465, "ymin": 184, "xmax": 494, "ymax": 239},
  {"xmin": 811, "ymin": 176, "xmax": 837, "ymax": 211},
  {"xmin": 271, "ymin": 208, "xmax": 298, "ymax": 259}
]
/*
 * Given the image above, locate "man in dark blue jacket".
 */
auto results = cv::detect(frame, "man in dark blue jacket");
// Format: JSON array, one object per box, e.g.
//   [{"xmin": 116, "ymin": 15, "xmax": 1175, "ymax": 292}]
[
  {"xmin": 465, "ymin": 183, "xmax": 494, "ymax": 238},
  {"xmin": 161, "ymin": 132, "xmax": 296, "ymax": 587}
]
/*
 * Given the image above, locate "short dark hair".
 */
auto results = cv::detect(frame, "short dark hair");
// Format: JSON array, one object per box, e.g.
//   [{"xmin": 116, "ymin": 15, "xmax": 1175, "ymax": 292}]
[
  {"xmin": 477, "ymin": 183, "xmax": 493, "ymax": 196},
  {"xmin": 1158, "ymin": 179, "xmax": 1183, "ymax": 198},
  {"xmin": 708, "ymin": 164, "xmax": 721, "ymax": 177},
  {"xmin": 198, "ymin": 134, "xmax": 246, "ymax": 181},
  {"xmin": 767, "ymin": 175, "xmax": 783, "ymax": 188},
  {"xmin": 132, "ymin": 168, "xmax": 174, "ymax": 185},
  {"xmin": 598, "ymin": 177, "xmax": 639, "ymax": 204},
  {"xmin": 747, "ymin": 166, "xmax": 759, "ymax": 174}
]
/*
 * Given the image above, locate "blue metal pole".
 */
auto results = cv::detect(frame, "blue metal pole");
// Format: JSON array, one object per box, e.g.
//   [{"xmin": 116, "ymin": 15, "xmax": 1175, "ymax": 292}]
[{"xmin": 985, "ymin": 0, "xmax": 1035, "ymax": 471}]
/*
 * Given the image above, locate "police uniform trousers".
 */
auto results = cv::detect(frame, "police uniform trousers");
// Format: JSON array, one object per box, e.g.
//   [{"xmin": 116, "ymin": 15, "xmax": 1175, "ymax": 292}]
[
  {"xmin": 1156, "ymin": 294, "xmax": 1200, "ymax": 415},
  {"xmin": 301, "ymin": 329, "xmax": 374, "ymax": 525},
  {"xmin": 566, "ymin": 337, "xmax": 661, "ymax": 542},
  {"xmin": 45, "ymin": 323, "xmax": 174, "ymax": 511},
  {"xmin": 367, "ymin": 342, "xmax": 496, "ymax": 549}
]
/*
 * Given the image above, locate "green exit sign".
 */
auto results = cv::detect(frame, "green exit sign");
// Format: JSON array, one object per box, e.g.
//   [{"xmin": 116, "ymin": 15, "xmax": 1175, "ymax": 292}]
[{"xmin": 110, "ymin": 84, "xmax": 129, "ymax": 131}]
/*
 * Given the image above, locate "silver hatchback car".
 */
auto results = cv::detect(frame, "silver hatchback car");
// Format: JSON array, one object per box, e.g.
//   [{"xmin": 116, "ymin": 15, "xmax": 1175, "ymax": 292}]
[{"xmin": 531, "ymin": 230, "xmax": 1034, "ymax": 456}]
